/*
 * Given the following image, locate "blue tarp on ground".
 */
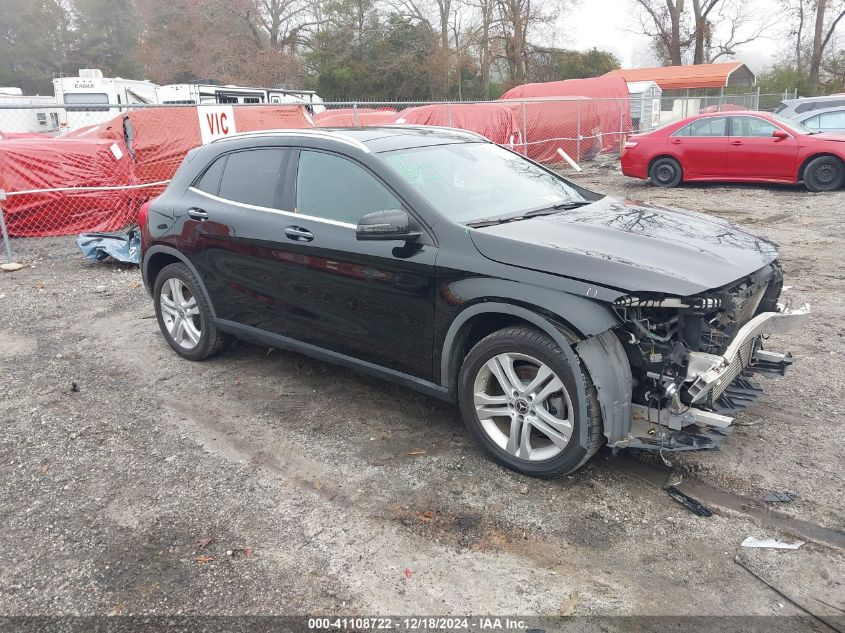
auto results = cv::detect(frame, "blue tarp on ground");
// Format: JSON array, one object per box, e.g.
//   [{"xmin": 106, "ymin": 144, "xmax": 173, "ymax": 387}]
[{"xmin": 77, "ymin": 227, "xmax": 140, "ymax": 264}]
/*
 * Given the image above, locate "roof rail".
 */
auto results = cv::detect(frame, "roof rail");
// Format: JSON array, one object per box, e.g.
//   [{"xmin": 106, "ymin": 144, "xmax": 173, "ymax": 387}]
[{"xmin": 210, "ymin": 128, "xmax": 370, "ymax": 152}]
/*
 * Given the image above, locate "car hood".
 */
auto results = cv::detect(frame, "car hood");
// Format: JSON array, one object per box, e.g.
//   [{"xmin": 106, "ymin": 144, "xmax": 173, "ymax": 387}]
[{"xmin": 469, "ymin": 196, "xmax": 779, "ymax": 296}]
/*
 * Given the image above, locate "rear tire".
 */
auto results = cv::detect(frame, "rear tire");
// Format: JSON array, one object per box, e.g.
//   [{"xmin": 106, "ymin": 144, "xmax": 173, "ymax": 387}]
[
  {"xmin": 649, "ymin": 157, "xmax": 682, "ymax": 187},
  {"xmin": 457, "ymin": 326, "xmax": 603, "ymax": 478},
  {"xmin": 803, "ymin": 155, "xmax": 844, "ymax": 192},
  {"xmin": 153, "ymin": 262, "xmax": 229, "ymax": 361}
]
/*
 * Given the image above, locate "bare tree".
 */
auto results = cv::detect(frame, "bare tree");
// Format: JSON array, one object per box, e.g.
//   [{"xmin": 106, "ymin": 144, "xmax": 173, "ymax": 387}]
[
  {"xmin": 633, "ymin": 0, "xmax": 688, "ymax": 65},
  {"xmin": 706, "ymin": 0, "xmax": 775, "ymax": 62},
  {"xmin": 471, "ymin": 0, "xmax": 497, "ymax": 97},
  {"xmin": 634, "ymin": 0, "xmax": 774, "ymax": 65},
  {"xmin": 495, "ymin": 0, "xmax": 563, "ymax": 84},
  {"xmin": 809, "ymin": 0, "xmax": 845, "ymax": 93},
  {"xmin": 386, "ymin": 0, "xmax": 454, "ymax": 97},
  {"xmin": 691, "ymin": 0, "xmax": 719, "ymax": 64}
]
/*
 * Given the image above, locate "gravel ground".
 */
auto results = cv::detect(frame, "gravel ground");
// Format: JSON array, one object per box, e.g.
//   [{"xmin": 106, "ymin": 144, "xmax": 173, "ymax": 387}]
[{"xmin": 1, "ymin": 165, "xmax": 843, "ymax": 621}]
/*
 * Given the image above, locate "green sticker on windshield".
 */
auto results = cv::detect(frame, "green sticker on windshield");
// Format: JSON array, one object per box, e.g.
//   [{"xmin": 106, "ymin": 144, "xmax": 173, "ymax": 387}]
[{"xmin": 384, "ymin": 155, "xmax": 444, "ymax": 185}]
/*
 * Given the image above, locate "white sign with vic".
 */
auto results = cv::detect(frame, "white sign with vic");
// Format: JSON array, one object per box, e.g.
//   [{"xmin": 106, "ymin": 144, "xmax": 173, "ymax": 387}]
[{"xmin": 198, "ymin": 105, "xmax": 236, "ymax": 144}]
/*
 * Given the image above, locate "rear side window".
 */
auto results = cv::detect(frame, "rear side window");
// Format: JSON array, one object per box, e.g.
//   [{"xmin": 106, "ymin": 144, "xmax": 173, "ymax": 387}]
[
  {"xmin": 296, "ymin": 151, "xmax": 402, "ymax": 225},
  {"xmin": 731, "ymin": 116, "xmax": 779, "ymax": 137},
  {"xmin": 673, "ymin": 117, "xmax": 727, "ymax": 137},
  {"xmin": 818, "ymin": 110, "xmax": 845, "ymax": 129},
  {"xmin": 218, "ymin": 149, "xmax": 289, "ymax": 208}
]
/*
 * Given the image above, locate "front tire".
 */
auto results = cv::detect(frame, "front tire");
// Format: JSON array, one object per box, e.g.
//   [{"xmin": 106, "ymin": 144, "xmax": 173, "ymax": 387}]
[
  {"xmin": 649, "ymin": 157, "xmax": 682, "ymax": 187},
  {"xmin": 803, "ymin": 155, "xmax": 844, "ymax": 192},
  {"xmin": 153, "ymin": 262, "xmax": 228, "ymax": 361},
  {"xmin": 458, "ymin": 326, "xmax": 603, "ymax": 478}
]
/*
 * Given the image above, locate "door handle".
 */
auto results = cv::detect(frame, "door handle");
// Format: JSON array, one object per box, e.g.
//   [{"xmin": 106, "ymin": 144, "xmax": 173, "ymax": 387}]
[
  {"xmin": 187, "ymin": 208, "xmax": 208, "ymax": 221},
  {"xmin": 285, "ymin": 226, "xmax": 314, "ymax": 242},
  {"xmin": 670, "ymin": 139, "xmax": 682, "ymax": 144},
  {"xmin": 730, "ymin": 140, "xmax": 743, "ymax": 146}
]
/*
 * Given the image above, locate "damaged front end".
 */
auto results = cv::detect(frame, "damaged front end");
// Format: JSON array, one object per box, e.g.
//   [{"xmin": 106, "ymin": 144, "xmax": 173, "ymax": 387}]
[{"xmin": 579, "ymin": 262, "xmax": 810, "ymax": 453}]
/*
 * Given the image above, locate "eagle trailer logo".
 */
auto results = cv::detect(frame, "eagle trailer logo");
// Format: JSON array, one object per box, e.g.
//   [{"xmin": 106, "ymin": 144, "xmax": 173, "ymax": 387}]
[{"xmin": 198, "ymin": 105, "xmax": 237, "ymax": 144}]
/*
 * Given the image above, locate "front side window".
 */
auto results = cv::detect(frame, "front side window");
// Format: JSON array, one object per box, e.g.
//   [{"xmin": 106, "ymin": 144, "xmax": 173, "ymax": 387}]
[
  {"xmin": 731, "ymin": 116, "xmax": 780, "ymax": 137},
  {"xmin": 217, "ymin": 149, "xmax": 289, "ymax": 208},
  {"xmin": 803, "ymin": 114, "xmax": 821, "ymax": 131},
  {"xmin": 380, "ymin": 143, "xmax": 586, "ymax": 224},
  {"xmin": 673, "ymin": 117, "xmax": 727, "ymax": 137},
  {"xmin": 296, "ymin": 151, "xmax": 402, "ymax": 225}
]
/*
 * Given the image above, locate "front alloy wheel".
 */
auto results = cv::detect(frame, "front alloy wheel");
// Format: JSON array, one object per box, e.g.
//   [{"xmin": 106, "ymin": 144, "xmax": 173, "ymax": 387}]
[
  {"xmin": 473, "ymin": 352, "xmax": 574, "ymax": 461},
  {"xmin": 458, "ymin": 326, "xmax": 604, "ymax": 478}
]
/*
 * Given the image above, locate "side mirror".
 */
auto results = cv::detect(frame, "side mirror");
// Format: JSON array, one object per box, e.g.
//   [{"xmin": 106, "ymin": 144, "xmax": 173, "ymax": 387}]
[
  {"xmin": 356, "ymin": 209, "xmax": 421, "ymax": 241},
  {"xmin": 772, "ymin": 129, "xmax": 789, "ymax": 139}
]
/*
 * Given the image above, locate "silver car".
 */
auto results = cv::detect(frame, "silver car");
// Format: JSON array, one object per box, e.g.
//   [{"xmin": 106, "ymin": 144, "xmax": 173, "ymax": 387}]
[
  {"xmin": 775, "ymin": 95, "xmax": 845, "ymax": 120},
  {"xmin": 793, "ymin": 106, "xmax": 845, "ymax": 133}
]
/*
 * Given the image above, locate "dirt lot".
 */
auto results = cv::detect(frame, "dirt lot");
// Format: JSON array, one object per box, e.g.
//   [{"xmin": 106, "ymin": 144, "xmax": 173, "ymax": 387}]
[{"xmin": 1, "ymin": 166, "xmax": 843, "ymax": 622}]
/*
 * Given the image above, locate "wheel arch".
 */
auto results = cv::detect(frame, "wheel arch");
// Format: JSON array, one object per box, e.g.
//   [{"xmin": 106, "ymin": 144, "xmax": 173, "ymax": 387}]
[
  {"xmin": 797, "ymin": 152, "xmax": 844, "ymax": 182},
  {"xmin": 440, "ymin": 301, "xmax": 609, "ymax": 450},
  {"xmin": 142, "ymin": 245, "xmax": 217, "ymax": 318},
  {"xmin": 648, "ymin": 153, "xmax": 683, "ymax": 177}
]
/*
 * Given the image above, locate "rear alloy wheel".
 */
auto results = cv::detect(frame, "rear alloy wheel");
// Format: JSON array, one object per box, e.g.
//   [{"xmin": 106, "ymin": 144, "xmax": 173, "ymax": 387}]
[
  {"xmin": 458, "ymin": 326, "xmax": 603, "ymax": 478},
  {"xmin": 153, "ymin": 262, "xmax": 228, "ymax": 361},
  {"xmin": 649, "ymin": 157, "xmax": 682, "ymax": 187},
  {"xmin": 803, "ymin": 156, "xmax": 844, "ymax": 192}
]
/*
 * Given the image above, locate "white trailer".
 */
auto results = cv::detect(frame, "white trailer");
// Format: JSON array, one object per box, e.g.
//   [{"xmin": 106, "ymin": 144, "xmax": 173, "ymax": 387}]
[
  {"xmin": 156, "ymin": 82, "xmax": 325, "ymax": 113},
  {"xmin": 52, "ymin": 69, "xmax": 158, "ymax": 131},
  {"xmin": 0, "ymin": 88, "xmax": 61, "ymax": 135}
]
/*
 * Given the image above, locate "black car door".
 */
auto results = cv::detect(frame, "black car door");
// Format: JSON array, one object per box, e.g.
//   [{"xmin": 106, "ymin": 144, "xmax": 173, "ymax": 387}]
[
  {"xmin": 181, "ymin": 145, "xmax": 437, "ymax": 381},
  {"xmin": 266, "ymin": 148, "xmax": 438, "ymax": 380},
  {"xmin": 179, "ymin": 146, "xmax": 304, "ymax": 331}
]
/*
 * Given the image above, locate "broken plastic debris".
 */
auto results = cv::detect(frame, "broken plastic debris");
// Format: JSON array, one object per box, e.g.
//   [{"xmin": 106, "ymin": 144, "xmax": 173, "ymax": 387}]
[
  {"xmin": 664, "ymin": 486, "xmax": 713, "ymax": 517},
  {"xmin": 763, "ymin": 491, "xmax": 796, "ymax": 503},
  {"xmin": 741, "ymin": 537, "xmax": 804, "ymax": 549}
]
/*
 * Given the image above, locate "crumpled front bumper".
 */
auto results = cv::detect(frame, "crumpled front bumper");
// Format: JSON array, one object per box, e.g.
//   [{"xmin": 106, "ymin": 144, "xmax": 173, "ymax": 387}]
[
  {"xmin": 617, "ymin": 302, "xmax": 811, "ymax": 453},
  {"xmin": 685, "ymin": 303, "xmax": 811, "ymax": 405}
]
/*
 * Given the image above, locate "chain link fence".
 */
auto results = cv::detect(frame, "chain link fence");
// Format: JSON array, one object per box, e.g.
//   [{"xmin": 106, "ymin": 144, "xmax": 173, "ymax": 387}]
[{"xmin": 0, "ymin": 92, "xmax": 791, "ymax": 255}]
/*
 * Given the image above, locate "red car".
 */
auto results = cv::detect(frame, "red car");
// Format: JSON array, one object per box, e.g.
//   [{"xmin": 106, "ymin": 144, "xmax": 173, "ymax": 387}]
[{"xmin": 621, "ymin": 111, "xmax": 845, "ymax": 192}]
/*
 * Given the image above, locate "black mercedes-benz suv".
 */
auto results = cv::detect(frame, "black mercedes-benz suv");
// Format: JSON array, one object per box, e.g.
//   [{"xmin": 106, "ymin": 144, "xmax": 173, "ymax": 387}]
[{"xmin": 139, "ymin": 126, "xmax": 809, "ymax": 477}]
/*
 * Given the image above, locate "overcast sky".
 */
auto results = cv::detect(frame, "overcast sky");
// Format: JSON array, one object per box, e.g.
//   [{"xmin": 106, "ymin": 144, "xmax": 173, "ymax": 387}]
[{"xmin": 560, "ymin": 0, "xmax": 782, "ymax": 71}]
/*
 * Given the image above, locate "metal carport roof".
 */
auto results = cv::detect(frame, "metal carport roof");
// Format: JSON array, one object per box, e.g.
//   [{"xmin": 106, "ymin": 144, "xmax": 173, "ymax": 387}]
[{"xmin": 604, "ymin": 62, "xmax": 755, "ymax": 90}]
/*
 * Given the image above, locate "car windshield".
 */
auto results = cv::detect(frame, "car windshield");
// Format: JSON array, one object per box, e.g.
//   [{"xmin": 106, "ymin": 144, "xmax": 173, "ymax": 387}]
[{"xmin": 380, "ymin": 142, "xmax": 587, "ymax": 224}]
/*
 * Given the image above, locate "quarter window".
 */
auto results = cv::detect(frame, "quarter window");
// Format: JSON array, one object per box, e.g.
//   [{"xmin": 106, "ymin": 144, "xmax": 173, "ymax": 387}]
[
  {"xmin": 731, "ymin": 116, "xmax": 780, "ymax": 137},
  {"xmin": 194, "ymin": 155, "xmax": 228, "ymax": 196},
  {"xmin": 296, "ymin": 151, "xmax": 402, "ymax": 225},
  {"xmin": 218, "ymin": 149, "xmax": 289, "ymax": 208},
  {"xmin": 673, "ymin": 117, "xmax": 727, "ymax": 137}
]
